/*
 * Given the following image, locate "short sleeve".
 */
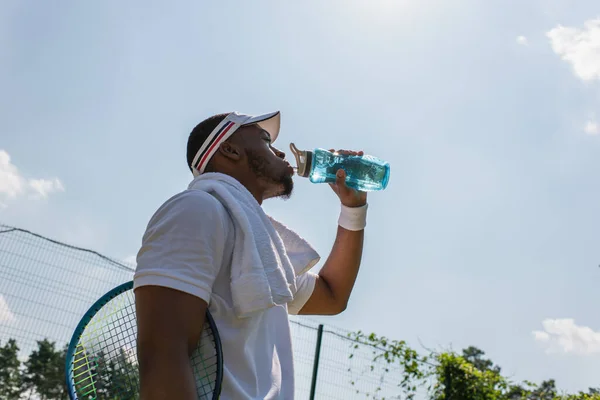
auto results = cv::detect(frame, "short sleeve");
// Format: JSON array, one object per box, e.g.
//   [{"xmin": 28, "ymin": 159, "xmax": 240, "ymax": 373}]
[
  {"xmin": 287, "ymin": 271, "xmax": 318, "ymax": 315},
  {"xmin": 133, "ymin": 190, "xmax": 230, "ymax": 304}
]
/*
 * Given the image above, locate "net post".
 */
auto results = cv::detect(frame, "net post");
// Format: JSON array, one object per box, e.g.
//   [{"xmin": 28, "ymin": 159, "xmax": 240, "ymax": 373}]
[{"xmin": 309, "ymin": 324, "xmax": 324, "ymax": 400}]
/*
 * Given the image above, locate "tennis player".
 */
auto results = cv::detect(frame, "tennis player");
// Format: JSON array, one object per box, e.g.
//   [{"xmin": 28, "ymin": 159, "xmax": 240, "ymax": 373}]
[{"xmin": 133, "ymin": 111, "xmax": 368, "ymax": 399}]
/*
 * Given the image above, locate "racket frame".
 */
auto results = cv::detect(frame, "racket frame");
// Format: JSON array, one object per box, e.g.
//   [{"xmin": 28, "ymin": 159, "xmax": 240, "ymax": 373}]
[{"xmin": 65, "ymin": 280, "xmax": 224, "ymax": 399}]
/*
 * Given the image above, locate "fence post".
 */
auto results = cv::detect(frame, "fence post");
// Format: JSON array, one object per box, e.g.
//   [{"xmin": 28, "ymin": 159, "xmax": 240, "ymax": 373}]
[{"xmin": 309, "ymin": 324, "xmax": 324, "ymax": 400}]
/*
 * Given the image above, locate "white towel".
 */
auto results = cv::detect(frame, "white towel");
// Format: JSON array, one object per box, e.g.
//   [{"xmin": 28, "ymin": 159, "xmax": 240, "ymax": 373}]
[{"xmin": 187, "ymin": 173, "xmax": 320, "ymax": 318}]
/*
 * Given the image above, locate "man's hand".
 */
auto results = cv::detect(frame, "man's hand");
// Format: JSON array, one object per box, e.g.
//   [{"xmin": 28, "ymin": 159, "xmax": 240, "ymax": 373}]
[{"xmin": 327, "ymin": 149, "xmax": 368, "ymax": 208}]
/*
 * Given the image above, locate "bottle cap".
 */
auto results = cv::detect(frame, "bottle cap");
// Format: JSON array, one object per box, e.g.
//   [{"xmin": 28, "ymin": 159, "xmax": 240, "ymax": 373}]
[{"xmin": 289, "ymin": 143, "xmax": 312, "ymax": 178}]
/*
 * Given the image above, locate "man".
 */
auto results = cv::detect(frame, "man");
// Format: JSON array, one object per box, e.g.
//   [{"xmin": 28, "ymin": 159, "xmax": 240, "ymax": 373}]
[{"xmin": 133, "ymin": 111, "xmax": 368, "ymax": 399}]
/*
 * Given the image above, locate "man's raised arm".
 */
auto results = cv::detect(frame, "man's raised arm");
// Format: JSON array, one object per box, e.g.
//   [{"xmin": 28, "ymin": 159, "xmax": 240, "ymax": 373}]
[{"xmin": 297, "ymin": 165, "xmax": 369, "ymax": 315}]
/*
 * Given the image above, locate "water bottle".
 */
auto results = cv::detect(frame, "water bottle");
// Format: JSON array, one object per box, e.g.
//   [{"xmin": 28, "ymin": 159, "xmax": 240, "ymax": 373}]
[{"xmin": 289, "ymin": 143, "xmax": 390, "ymax": 191}]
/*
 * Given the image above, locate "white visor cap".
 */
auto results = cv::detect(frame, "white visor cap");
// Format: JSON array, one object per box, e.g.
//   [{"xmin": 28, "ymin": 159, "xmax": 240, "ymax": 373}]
[
  {"xmin": 191, "ymin": 111, "xmax": 281, "ymax": 176},
  {"xmin": 238, "ymin": 111, "xmax": 281, "ymax": 142}
]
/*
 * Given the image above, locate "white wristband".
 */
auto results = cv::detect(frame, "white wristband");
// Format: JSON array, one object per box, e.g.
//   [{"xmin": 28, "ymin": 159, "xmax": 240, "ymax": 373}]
[{"xmin": 338, "ymin": 203, "xmax": 368, "ymax": 231}]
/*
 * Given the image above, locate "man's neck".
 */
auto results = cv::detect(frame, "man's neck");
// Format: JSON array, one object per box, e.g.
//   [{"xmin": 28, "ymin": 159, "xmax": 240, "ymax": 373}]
[{"xmin": 225, "ymin": 172, "xmax": 264, "ymax": 205}]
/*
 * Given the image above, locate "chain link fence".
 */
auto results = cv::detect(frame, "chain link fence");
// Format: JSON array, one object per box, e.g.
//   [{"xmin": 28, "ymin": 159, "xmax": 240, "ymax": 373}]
[{"xmin": 0, "ymin": 223, "xmax": 410, "ymax": 399}]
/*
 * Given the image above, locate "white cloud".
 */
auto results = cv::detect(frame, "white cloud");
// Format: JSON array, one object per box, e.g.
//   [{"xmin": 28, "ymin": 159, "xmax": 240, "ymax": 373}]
[
  {"xmin": 546, "ymin": 17, "xmax": 600, "ymax": 82},
  {"xmin": 28, "ymin": 178, "xmax": 64, "ymax": 198},
  {"xmin": 533, "ymin": 330, "xmax": 550, "ymax": 342},
  {"xmin": 516, "ymin": 36, "xmax": 528, "ymax": 46},
  {"xmin": 0, "ymin": 295, "xmax": 16, "ymax": 323},
  {"xmin": 584, "ymin": 120, "xmax": 599, "ymax": 135},
  {"xmin": 533, "ymin": 318, "xmax": 600, "ymax": 355},
  {"xmin": 0, "ymin": 150, "xmax": 24, "ymax": 198},
  {"xmin": 0, "ymin": 149, "xmax": 64, "ymax": 205}
]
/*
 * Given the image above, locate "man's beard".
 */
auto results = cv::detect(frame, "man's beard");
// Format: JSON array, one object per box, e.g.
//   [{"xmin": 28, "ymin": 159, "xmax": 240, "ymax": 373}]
[{"xmin": 247, "ymin": 150, "xmax": 294, "ymax": 200}]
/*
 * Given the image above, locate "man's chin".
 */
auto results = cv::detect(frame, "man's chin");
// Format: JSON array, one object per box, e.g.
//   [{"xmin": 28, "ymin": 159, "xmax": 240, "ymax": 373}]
[
  {"xmin": 264, "ymin": 176, "xmax": 294, "ymax": 200},
  {"xmin": 281, "ymin": 175, "xmax": 294, "ymax": 198}
]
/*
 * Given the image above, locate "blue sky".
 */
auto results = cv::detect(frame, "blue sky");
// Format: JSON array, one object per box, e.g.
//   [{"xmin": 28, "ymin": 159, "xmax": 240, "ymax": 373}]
[{"xmin": 1, "ymin": 0, "xmax": 599, "ymax": 395}]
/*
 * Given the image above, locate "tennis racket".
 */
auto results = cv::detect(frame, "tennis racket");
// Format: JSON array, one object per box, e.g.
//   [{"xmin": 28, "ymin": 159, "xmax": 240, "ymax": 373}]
[{"xmin": 65, "ymin": 281, "xmax": 223, "ymax": 399}]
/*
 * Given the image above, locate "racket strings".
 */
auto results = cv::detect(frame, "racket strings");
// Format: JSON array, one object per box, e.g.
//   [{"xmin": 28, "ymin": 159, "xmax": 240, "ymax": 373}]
[
  {"xmin": 68, "ymin": 289, "xmax": 220, "ymax": 399},
  {"xmin": 192, "ymin": 326, "xmax": 220, "ymax": 398},
  {"xmin": 71, "ymin": 290, "xmax": 139, "ymax": 399}
]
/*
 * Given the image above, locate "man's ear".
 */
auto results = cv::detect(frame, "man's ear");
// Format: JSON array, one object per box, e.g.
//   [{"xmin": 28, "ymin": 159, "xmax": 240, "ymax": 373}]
[{"xmin": 217, "ymin": 141, "xmax": 242, "ymax": 161}]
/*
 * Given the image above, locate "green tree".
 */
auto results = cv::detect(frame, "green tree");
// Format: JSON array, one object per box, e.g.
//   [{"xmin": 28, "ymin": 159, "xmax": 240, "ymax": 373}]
[
  {"xmin": 347, "ymin": 331, "xmax": 600, "ymax": 400},
  {"xmin": 72, "ymin": 347, "xmax": 139, "ymax": 400},
  {"xmin": 432, "ymin": 352, "xmax": 506, "ymax": 400},
  {"xmin": 505, "ymin": 383, "xmax": 528, "ymax": 400},
  {"xmin": 104, "ymin": 348, "xmax": 139, "ymax": 399},
  {"xmin": 0, "ymin": 338, "xmax": 24, "ymax": 399},
  {"xmin": 531, "ymin": 379, "xmax": 557, "ymax": 400},
  {"xmin": 24, "ymin": 339, "xmax": 68, "ymax": 400},
  {"xmin": 462, "ymin": 346, "xmax": 501, "ymax": 374}
]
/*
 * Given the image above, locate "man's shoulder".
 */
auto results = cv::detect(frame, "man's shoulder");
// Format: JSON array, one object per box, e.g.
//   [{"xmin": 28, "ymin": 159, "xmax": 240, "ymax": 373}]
[
  {"xmin": 161, "ymin": 188, "xmax": 225, "ymax": 211},
  {"xmin": 146, "ymin": 189, "xmax": 231, "ymax": 230}
]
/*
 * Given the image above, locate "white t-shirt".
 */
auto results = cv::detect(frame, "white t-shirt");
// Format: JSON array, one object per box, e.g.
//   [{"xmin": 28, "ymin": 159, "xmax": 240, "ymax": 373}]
[{"xmin": 133, "ymin": 189, "xmax": 317, "ymax": 399}]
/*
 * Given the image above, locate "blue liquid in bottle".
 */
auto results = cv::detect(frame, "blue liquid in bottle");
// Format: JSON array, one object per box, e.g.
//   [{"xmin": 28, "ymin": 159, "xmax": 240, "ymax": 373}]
[{"xmin": 290, "ymin": 143, "xmax": 390, "ymax": 191}]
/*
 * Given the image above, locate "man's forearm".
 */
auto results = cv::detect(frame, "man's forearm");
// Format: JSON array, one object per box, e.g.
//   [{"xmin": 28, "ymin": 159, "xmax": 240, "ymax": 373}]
[{"xmin": 318, "ymin": 225, "xmax": 364, "ymax": 311}]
